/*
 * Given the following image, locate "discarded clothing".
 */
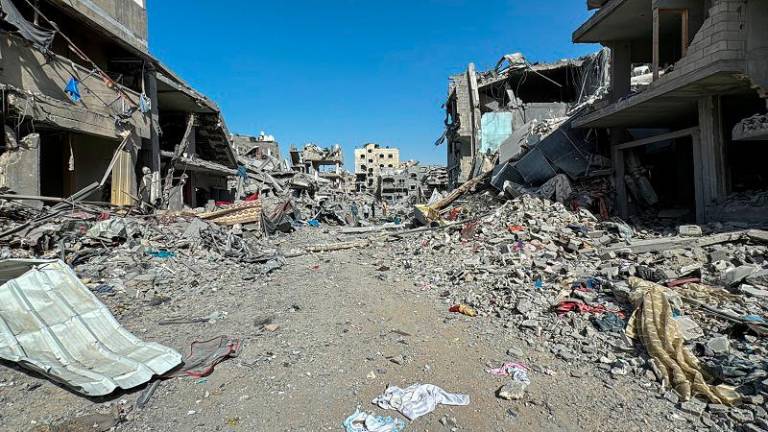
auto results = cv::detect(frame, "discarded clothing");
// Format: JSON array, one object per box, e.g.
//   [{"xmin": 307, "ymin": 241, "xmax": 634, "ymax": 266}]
[
  {"xmin": 0, "ymin": 260, "xmax": 182, "ymax": 396},
  {"xmin": 372, "ymin": 384, "xmax": 470, "ymax": 421},
  {"xmin": 626, "ymin": 278, "xmax": 739, "ymax": 405},
  {"xmin": 262, "ymin": 200, "xmax": 299, "ymax": 235},
  {"xmin": 168, "ymin": 336, "xmax": 241, "ymax": 378},
  {"xmin": 342, "ymin": 409, "xmax": 405, "ymax": 432},
  {"xmin": 555, "ymin": 301, "xmax": 623, "ymax": 317},
  {"xmin": 449, "ymin": 304, "xmax": 477, "ymax": 317},
  {"xmin": 486, "ymin": 362, "xmax": 530, "ymax": 384},
  {"xmin": 701, "ymin": 357, "xmax": 768, "ymax": 386},
  {"xmin": 65, "ymin": 77, "xmax": 81, "ymax": 103},
  {"xmin": 592, "ymin": 313, "xmax": 625, "ymax": 332}
]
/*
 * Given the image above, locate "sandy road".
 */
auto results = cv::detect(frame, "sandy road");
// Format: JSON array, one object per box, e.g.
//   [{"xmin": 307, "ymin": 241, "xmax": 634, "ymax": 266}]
[{"xmin": 1, "ymin": 243, "xmax": 690, "ymax": 432}]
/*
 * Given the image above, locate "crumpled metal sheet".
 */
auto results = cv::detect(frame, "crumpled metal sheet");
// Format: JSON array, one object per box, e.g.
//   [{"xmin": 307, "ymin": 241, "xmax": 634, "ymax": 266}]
[{"xmin": 0, "ymin": 260, "xmax": 182, "ymax": 396}]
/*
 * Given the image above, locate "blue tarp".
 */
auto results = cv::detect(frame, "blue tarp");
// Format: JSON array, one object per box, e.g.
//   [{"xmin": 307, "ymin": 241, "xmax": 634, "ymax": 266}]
[{"xmin": 480, "ymin": 112, "xmax": 514, "ymax": 154}]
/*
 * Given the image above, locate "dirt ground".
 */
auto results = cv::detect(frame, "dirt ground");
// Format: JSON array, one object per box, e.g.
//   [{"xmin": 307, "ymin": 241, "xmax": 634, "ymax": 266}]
[{"xmin": 0, "ymin": 232, "xmax": 704, "ymax": 432}]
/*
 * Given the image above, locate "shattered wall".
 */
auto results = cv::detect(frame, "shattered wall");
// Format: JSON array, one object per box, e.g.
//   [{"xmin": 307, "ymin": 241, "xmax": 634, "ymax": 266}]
[
  {"xmin": 446, "ymin": 50, "xmax": 610, "ymax": 191},
  {"xmin": 0, "ymin": 128, "xmax": 40, "ymax": 197}
]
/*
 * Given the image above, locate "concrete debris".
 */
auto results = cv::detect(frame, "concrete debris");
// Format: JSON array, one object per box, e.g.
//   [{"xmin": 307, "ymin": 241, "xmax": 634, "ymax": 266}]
[{"xmin": 1, "ymin": 0, "xmax": 768, "ymax": 429}]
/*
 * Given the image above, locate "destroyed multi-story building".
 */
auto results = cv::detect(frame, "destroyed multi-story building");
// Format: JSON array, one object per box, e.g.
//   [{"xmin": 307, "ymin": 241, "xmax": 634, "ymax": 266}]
[
  {"xmin": 354, "ymin": 143, "xmax": 401, "ymax": 193},
  {"xmin": 572, "ymin": 0, "xmax": 768, "ymax": 223},
  {"xmin": 442, "ymin": 0, "xmax": 768, "ymax": 225},
  {"xmin": 0, "ymin": 0, "xmax": 236, "ymax": 209},
  {"xmin": 289, "ymin": 143, "xmax": 354, "ymax": 193},
  {"xmin": 232, "ymin": 132, "xmax": 281, "ymax": 160},
  {"xmin": 442, "ymin": 51, "xmax": 611, "ymax": 190},
  {"xmin": 378, "ymin": 165, "xmax": 448, "ymax": 204}
]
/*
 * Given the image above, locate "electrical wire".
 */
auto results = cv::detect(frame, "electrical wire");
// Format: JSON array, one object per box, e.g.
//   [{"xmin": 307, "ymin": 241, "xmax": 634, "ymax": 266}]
[{"xmin": 20, "ymin": 0, "xmax": 139, "ymax": 110}]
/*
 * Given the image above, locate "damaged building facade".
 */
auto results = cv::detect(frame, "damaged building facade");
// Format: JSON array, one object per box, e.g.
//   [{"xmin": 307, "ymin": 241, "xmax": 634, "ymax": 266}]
[
  {"xmin": 378, "ymin": 164, "xmax": 448, "ymax": 204},
  {"xmin": 354, "ymin": 143, "xmax": 448, "ymax": 203},
  {"xmin": 442, "ymin": 0, "xmax": 768, "ymax": 224},
  {"xmin": 573, "ymin": 0, "xmax": 768, "ymax": 224},
  {"xmin": 233, "ymin": 132, "xmax": 280, "ymax": 161},
  {"xmin": 443, "ymin": 50, "xmax": 612, "ymax": 202},
  {"xmin": 0, "ymin": 0, "xmax": 236, "ymax": 209},
  {"xmin": 354, "ymin": 143, "xmax": 401, "ymax": 193}
]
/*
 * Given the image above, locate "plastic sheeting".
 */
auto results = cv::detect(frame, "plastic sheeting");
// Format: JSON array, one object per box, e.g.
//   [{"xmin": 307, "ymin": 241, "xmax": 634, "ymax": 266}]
[
  {"xmin": 0, "ymin": 260, "xmax": 182, "ymax": 396},
  {"xmin": 0, "ymin": 0, "xmax": 56, "ymax": 50}
]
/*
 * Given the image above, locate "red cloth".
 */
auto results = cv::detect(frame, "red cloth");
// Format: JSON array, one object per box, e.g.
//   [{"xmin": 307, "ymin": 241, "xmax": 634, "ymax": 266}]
[
  {"xmin": 555, "ymin": 301, "xmax": 624, "ymax": 318},
  {"xmin": 447, "ymin": 207, "xmax": 462, "ymax": 221}
]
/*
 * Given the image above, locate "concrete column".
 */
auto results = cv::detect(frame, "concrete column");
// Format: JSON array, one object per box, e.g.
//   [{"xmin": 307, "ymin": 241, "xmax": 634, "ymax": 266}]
[
  {"xmin": 611, "ymin": 130, "xmax": 628, "ymax": 219},
  {"xmin": 186, "ymin": 121, "xmax": 198, "ymax": 207},
  {"xmin": 696, "ymin": 96, "xmax": 727, "ymax": 220},
  {"xmin": 691, "ymin": 131, "xmax": 707, "ymax": 223},
  {"xmin": 609, "ymin": 41, "xmax": 632, "ymax": 102},
  {"xmin": 142, "ymin": 69, "xmax": 161, "ymax": 172},
  {"xmin": 0, "ymin": 131, "xmax": 41, "ymax": 204}
]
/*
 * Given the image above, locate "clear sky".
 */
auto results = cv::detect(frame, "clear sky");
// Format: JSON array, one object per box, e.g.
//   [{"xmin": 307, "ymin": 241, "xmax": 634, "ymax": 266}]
[{"xmin": 147, "ymin": 1, "xmax": 598, "ymax": 166}]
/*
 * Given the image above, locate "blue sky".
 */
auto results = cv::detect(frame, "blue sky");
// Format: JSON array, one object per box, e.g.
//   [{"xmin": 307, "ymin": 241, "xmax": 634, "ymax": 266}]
[{"xmin": 147, "ymin": 1, "xmax": 598, "ymax": 166}]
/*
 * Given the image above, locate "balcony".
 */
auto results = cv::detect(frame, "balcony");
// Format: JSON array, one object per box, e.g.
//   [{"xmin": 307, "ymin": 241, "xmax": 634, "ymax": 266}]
[
  {"xmin": 573, "ymin": 0, "xmax": 753, "ymax": 128},
  {"xmin": 1, "ymin": 32, "xmax": 150, "ymax": 139}
]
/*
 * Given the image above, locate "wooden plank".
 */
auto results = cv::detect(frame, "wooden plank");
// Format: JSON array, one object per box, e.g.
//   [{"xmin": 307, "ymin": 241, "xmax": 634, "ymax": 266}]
[
  {"xmin": 111, "ymin": 147, "xmax": 137, "ymax": 206},
  {"xmin": 615, "ymin": 126, "xmax": 699, "ymax": 150}
]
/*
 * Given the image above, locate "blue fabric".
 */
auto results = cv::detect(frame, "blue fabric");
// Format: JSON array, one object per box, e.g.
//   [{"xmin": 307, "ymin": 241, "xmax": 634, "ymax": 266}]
[
  {"xmin": 237, "ymin": 166, "xmax": 248, "ymax": 179},
  {"xmin": 65, "ymin": 77, "xmax": 81, "ymax": 103},
  {"xmin": 148, "ymin": 250, "xmax": 176, "ymax": 259},
  {"xmin": 307, "ymin": 219, "xmax": 320, "ymax": 227}
]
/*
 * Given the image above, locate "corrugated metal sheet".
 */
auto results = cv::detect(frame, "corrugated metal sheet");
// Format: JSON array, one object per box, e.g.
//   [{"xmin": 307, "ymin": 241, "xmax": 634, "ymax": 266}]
[{"xmin": 0, "ymin": 260, "xmax": 181, "ymax": 396}]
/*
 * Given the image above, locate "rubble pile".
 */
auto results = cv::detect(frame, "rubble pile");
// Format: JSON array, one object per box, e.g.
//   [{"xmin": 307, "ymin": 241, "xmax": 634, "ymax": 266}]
[{"xmin": 386, "ymin": 193, "xmax": 768, "ymax": 430}]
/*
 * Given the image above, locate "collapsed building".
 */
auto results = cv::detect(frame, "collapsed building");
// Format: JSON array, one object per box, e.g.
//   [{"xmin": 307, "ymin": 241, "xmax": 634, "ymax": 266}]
[
  {"xmin": 573, "ymin": 0, "xmax": 768, "ymax": 224},
  {"xmin": 442, "ymin": 50, "xmax": 612, "ymax": 194},
  {"xmin": 353, "ymin": 143, "xmax": 448, "ymax": 203},
  {"xmin": 0, "ymin": 0, "xmax": 236, "ymax": 210},
  {"xmin": 288, "ymin": 143, "xmax": 354, "ymax": 194},
  {"xmin": 442, "ymin": 0, "xmax": 768, "ymax": 226},
  {"xmin": 233, "ymin": 132, "xmax": 280, "ymax": 160},
  {"xmin": 378, "ymin": 165, "xmax": 448, "ymax": 204}
]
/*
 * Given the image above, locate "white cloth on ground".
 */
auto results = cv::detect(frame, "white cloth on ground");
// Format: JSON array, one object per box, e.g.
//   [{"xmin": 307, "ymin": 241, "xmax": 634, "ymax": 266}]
[{"xmin": 372, "ymin": 384, "xmax": 470, "ymax": 421}]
